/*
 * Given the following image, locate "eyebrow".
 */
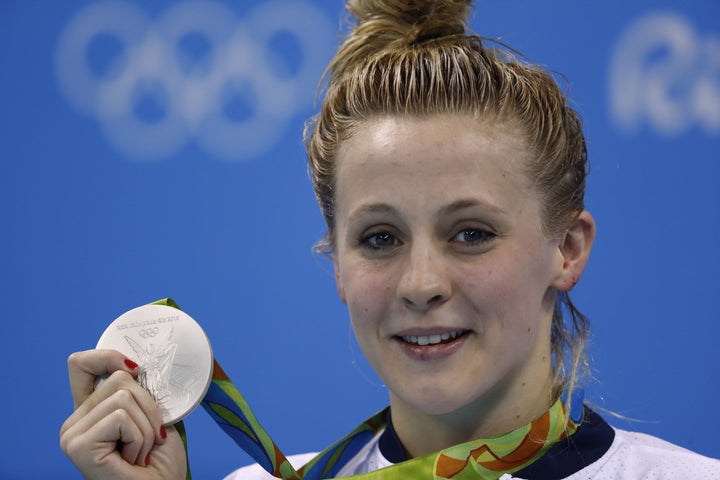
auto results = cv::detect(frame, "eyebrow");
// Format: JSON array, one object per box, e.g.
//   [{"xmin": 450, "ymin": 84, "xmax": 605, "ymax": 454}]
[
  {"xmin": 347, "ymin": 203, "xmax": 399, "ymax": 221},
  {"xmin": 347, "ymin": 198, "xmax": 507, "ymax": 222},
  {"xmin": 437, "ymin": 198, "xmax": 507, "ymax": 217}
]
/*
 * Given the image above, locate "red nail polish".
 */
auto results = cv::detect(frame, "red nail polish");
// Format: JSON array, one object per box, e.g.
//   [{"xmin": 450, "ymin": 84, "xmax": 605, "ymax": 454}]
[
  {"xmin": 124, "ymin": 358, "xmax": 138, "ymax": 370},
  {"xmin": 160, "ymin": 425, "xmax": 167, "ymax": 439},
  {"xmin": 145, "ymin": 451, "xmax": 151, "ymax": 466}
]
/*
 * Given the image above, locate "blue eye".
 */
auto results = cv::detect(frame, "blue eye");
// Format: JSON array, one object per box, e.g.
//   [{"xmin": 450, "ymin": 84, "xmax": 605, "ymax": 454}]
[
  {"xmin": 453, "ymin": 228, "xmax": 494, "ymax": 244},
  {"xmin": 362, "ymin": 232, "xmax": 399, "ymax": 249}
]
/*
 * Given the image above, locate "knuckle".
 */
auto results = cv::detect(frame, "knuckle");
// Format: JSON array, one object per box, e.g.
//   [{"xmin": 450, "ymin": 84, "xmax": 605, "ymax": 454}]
[
  {"xmin": 59, "ymin": 417, "xmax": 73, "ymax": 438},
  {"xmin": 66, "ymin": 351, "xmax": 83, "ymax": 368},
  {"xmin": 113, "ymin": 388, "xmax": 135, "ymax": 405},
  {"xmin": 107, "ymin": 369, "xmax": 134, "ymax": 385},
  {"xmin": 58, "ymin": 429, "xmax": 69, "ymax": 452},
  {"xmin": 109, "ymin": 407, "xmax": 131, "ymax": 423},
  {"xmin": 60, "ymin": 434, "xmax": 81, "ymax": 458}
]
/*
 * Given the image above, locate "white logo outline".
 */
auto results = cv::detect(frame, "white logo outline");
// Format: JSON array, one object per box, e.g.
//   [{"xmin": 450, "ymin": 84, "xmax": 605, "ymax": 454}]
[
  {"xmin": 55, "ymin": 0, "xmax": 335, "ymax": 161},
  {"xmin": 609, "ymin": 11, "xmax": 720, "ymax": 136}
]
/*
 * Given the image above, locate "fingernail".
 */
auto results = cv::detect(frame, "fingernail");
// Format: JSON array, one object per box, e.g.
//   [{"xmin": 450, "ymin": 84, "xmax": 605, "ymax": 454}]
[
  {"xmin": 124, "ymin": 358, "xmax": 139, "ymax": 370},
  {"xmin": 145, "ymin": 451, "xmax": 152, "ymax": 466},
  {"xmin": 160, "ymin": 425, "xmax": 167, "ymax": 439}
]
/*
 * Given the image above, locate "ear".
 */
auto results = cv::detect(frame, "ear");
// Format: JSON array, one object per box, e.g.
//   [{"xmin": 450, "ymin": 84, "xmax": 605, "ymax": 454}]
[
  {"xmin": 551, "ymin": 210, "xmax": 596, "ymax": 291},
  {"xmin": 334, "ymin": 259, "xmax": 347, "ymax": 304}
]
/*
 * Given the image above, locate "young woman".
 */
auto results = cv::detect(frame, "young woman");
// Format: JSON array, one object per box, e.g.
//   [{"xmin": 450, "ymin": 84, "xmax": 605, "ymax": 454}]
[{"xmin": 61, "ymin": 0, "xmax": 720, "ymax": 478}]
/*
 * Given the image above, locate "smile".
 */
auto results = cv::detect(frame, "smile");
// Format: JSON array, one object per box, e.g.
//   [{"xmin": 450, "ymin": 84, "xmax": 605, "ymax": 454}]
[{"xmin": 400, "ymin": 330, "xmax": 469, "ymax": 346}]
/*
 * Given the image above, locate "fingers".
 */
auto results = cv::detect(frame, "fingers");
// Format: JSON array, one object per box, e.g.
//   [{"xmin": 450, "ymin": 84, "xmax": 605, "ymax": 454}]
[
  {"xmin": 62, "ymin": 367, "xmax": 166, "ymax": 445},
  {"xmin": 63, "ymin": 386, "xmax": 156, "ymax": 466},
  {"xmin": 61, "ymin": 348, "xmax": 183, "ymax": 479},
  {"xmin": 68, "ymin": 349, "xmax": 139, "ymax": 409},
  {"xmin": 61, "ymin": 412, "xmax": 185, "ymax": 479},
  {"xmin": 61, "ymin": 406, "xmax": 146, "ymax": 468},
  {"xmin": 63, "ymin": 349, "xmax": 166, "ymax": 459}
]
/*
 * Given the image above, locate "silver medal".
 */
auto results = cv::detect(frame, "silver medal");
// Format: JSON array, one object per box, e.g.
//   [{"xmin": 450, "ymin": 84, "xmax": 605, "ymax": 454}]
[{"xmin": 96, "ymin": 304, "xmax": 214, "ymax": 425}]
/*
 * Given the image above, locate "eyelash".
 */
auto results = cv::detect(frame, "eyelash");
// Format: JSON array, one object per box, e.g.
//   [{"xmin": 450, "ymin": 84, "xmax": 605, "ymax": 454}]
[
  {"xmin": 451, "ymin": 228, "xmax": 496, "ymax": 245},
  {"xmin": 359, "ymin": 227, "xmax": 495, "ymax": 251},
  {"xmin": 360, "ymin": 231, "xmax": 400, "ymax": 250}
]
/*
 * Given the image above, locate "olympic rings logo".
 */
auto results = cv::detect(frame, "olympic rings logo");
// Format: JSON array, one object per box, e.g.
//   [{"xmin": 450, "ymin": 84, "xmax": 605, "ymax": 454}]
[
  {"xmin": 55, "ymin": 1, "xmax": 335, "ymax": 161},
  {"xmin": 139, "ymin": 327, "xmax": 160, "ymax": 338}
]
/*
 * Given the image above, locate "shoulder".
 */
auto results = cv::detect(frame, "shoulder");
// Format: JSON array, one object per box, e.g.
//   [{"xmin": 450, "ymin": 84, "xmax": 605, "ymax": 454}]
[
  {"xmin": 614, "ymin": 429, "xmax": 720, "ymax": 472},
  {"xmin": 568, "ymin": 427, "xmax": 720, "ymax": 479},
  {"xmin": 223, "ymin": 453, "xmax": 318, "ymax": 480}
]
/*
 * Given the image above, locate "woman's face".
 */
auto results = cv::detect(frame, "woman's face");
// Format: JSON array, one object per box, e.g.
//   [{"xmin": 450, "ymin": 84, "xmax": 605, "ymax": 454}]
[{"xmin": 332, "ymin": 115, "xmax": 571, "ymax": 422}]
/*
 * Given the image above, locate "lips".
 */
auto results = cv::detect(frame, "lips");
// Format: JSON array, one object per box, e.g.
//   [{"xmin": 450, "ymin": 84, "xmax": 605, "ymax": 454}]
[{"xmin": 398, "ymin": 329, "xmax": 470, "ymax": 346}]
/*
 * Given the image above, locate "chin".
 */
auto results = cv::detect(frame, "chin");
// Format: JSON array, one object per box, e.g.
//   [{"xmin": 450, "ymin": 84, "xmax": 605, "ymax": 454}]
[{"xmin": 392, "ymin": 383, "xmax": 485, "ymax": 417}]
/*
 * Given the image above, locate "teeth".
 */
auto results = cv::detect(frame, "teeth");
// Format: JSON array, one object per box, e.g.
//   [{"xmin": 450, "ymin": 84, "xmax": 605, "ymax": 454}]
[{"xmin": 402, "ymin": 330, "xmax": 465, "ymax": 345}]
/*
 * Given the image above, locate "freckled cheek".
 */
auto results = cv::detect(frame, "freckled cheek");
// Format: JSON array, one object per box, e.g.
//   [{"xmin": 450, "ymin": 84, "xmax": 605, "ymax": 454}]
[
  {"xmin": 343, "ymin": 274, "xmax": 394, "ymax": 319},
  {"xmin": 464, "ymin": 267, "xmax": 539, "ymax": 332},
  {"xmin": 463, "ymin": 268, "xmax": 515, "ymax": 304}
]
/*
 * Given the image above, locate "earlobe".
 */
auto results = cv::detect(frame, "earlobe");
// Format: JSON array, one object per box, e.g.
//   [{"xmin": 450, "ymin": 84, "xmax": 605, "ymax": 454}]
[{"xmin": 552, "ymin": 210, "xmax": 596, "ymax": 292}]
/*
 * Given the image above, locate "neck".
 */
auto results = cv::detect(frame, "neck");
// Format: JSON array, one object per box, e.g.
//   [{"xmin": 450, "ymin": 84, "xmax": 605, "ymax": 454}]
[{"xmin": 389, "ymin": 365, "xmax": 555, "ymax": 458}]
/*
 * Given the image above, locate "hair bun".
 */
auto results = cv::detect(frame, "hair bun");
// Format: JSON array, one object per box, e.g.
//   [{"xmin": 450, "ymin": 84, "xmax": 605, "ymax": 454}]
[{"xmin": 347, "ymin": 0, "xmax": 471, "ymax": 45}]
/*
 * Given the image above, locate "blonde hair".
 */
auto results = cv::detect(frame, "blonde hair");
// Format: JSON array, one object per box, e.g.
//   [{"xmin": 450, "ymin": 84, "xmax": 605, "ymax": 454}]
[{"xmin": 305, "ymin": 0, "xmax": 590, "ymax": 400}]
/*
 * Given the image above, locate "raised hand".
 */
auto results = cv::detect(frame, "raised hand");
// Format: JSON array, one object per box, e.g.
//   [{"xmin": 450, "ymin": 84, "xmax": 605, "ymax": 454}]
[{"xmin": 60, "ymin": 349, "xmax": 186, "ymax": 480}]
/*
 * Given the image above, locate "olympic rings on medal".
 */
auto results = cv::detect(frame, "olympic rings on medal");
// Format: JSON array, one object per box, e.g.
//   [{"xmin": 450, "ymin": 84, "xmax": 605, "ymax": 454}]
[
  {"xmin": 55, "ymin": 1, "xmax": 334, "ymax": 161},
  {"xmin": 138, "ymin": 327, "xmax": 160, "ymax": 339}
]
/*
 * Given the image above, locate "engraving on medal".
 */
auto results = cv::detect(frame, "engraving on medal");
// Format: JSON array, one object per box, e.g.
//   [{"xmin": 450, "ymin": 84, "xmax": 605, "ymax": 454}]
[
  {"xmin": 124, "ymin": 327, "xmax": 177, "ymax": 412},
  {"xmin": 97, "ymin": 304, "xmax": 214, "ymax": 424},
  {"xmin": 115, "ymin": 314, "xmax": 180, "ymax": 331}
]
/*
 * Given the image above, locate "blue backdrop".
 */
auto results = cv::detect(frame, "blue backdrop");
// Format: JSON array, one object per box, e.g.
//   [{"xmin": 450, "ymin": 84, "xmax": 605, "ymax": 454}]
[{"xmin": 1, "ymin": 1, "xmax": 719, "ymax": 478}]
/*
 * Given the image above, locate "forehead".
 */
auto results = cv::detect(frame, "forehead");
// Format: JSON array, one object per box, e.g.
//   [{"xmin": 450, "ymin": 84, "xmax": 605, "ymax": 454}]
[{"xmin": 335, "ymin": 114, "xmax": 534, "ymax": 197}]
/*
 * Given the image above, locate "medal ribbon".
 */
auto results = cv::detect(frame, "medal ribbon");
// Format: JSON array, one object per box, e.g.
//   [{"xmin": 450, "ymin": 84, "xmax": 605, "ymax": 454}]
[{"xmin": 154, "ymin": 299, "xmax": 583, "ymax": 480}]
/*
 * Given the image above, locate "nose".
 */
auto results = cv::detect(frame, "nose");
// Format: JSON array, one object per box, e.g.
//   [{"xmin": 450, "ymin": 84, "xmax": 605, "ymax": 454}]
[{"xmin": 397, "ymin": 242, "xmax": 451, "ymax": 311}]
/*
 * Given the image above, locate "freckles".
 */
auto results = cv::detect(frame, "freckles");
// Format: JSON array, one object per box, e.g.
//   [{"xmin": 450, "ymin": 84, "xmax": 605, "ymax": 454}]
[{"xmin": 350, "ymin": 282, "xmax": 392, "ymax": 315}]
